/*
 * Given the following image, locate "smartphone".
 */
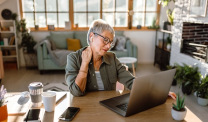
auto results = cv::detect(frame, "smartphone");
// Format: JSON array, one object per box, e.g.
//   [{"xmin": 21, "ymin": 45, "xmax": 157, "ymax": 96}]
[
  {"xmin": 24, "ymin": 109, "xmax": 41, "ymax": 122},
  {"xmin": 59, "ymin": 107, "xmax": 80, "ymax": 121}
]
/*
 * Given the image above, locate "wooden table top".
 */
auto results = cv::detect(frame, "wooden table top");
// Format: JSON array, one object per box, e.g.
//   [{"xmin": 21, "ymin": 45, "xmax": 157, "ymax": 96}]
[{"xmin": 7, "ymin": 91, "xmax": 201, "ymax": 122}]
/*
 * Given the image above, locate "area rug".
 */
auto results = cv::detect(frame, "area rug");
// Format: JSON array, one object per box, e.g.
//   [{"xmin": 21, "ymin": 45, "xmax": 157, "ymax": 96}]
[{"xmin": 43, "ymin": 82, "xmax": 69, "ymax": 92}]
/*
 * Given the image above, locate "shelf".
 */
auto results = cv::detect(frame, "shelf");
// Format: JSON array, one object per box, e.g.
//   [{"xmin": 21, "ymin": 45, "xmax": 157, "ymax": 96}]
[
  {"xmin": 0, "ymin": 20, "xmax": 19, "ymax": 69},
  {"xmin": 0, "ymin": 20, "xmax": 14, "ymax": 22},
  {"xmin": 156, "ymin": 46, "xmax": 171, "ymax": 52},
  {"xmin": 159, "ymin": 29, "xmax": 172, "ymax": 34},
  {"xmin": 154, "ymin": 29, "xmax": 172, "ymax": 70},
  {"xmin": 0, "ymin": 31, "xmax": 16, "ymax": 33},
  {"xmin": 0, "ymin": 45, "xmax": 16, "ymax": 48},
  {"xmin": 3, "ymin": 55, "xmax": 17, "ymax": 58}
]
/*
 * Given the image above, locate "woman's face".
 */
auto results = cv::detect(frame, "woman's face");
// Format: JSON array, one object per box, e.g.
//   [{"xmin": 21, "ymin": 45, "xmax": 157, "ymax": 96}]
[{"xmin": 90, "ymin": 30, "xmax": 114, "ymax": 56}]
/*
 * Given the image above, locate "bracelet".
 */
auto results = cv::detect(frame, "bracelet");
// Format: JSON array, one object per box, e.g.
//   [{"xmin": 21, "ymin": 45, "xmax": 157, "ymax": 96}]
[{"xmin": 79, "ymin": 70, "xmax": 88, "ymax": 73}]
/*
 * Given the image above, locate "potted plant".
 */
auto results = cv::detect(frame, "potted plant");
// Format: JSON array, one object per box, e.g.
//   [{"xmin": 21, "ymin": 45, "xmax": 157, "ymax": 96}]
[
  {"xmin": 196, "ymin": 75, "xmax": 208, "ymax": 106},
  {"xmin": 159, "ymin": 0, "xmax": 175, "ymax": 30},
  {"xmin": 171, "ymin": 93, "xmax": 187, "ymax": 121},
  {"xmin": 174, "ymin": 64, "xmax": 201, "ymax": 95},
  {"xmin": 147, "ymin": 17, "xmax": 160, "ymax": 29},
  {"xmin": 16, "ymin": 19, "xmax": 37, "ymax": 53},
  {"xmin": 0, "ymin": 85, "xmax": 8, "ymax": 121},
  {"xmin": 16, "ymin": 19, "xmax": 37, "ymax": 68}
]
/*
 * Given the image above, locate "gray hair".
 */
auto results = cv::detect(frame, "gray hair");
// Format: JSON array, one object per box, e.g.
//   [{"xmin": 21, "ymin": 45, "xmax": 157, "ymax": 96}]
[{"xmin": 87, "ymin": 19, "xmax": 115, "ymax": 45}]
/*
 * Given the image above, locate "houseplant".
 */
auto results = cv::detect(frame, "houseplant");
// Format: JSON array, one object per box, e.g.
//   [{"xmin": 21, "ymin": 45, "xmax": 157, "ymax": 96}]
[
  {"xmin": 196, "ymin": 75, "xmax": 208, "ymax": 106},
  {"xmin": 0, "ymin": 85, "xmax": 8, "ymax": 121},
  {"xmin": 16, "ymin": 19, "xmax": 37, "ymax": 53},
  {"xmin": 147, "ymin": 18, "xmax": 160, "ymax": 29},
  {"xmin": 159, "ymin": 0, "xmax": 175, "ymax": 30},
  {"xmin": 171, "ymin": 93, "xmax": 187, "ymax": 121},
  {"xmin": 174, "ymin": 64, "xmax": 201, "ymax": 95},
  {"xmin": 166, "ymin": 35, "xmax": 172, "ymax": 51},
  {"xmin": 16, "ymin": 19, "xmax": 37, "ymax": 68}
]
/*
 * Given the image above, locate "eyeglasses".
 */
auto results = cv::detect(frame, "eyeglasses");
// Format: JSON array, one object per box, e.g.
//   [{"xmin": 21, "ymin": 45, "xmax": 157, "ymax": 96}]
[{"xmin": 93, "ymin": 32, "xmax": 114, "ymax": 46}]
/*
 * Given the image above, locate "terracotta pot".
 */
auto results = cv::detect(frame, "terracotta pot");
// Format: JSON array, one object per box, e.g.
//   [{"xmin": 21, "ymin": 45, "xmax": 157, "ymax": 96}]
[{"xmin": 0, "ymin": 105, "xmax": 8, "ymax": 121}]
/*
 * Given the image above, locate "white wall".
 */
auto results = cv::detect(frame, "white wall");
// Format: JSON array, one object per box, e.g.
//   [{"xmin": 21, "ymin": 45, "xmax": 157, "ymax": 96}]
[
  {"xmin": 0, "ymin": 0, "xmax": 168, "ymax": 66},
  {"xmin": 124, "ymin": 31, "xmax": 156, "ymax": 64}
]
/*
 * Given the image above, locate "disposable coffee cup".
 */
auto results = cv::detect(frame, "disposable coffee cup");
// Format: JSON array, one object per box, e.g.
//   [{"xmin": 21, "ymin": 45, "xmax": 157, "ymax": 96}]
[
  {"xmin": 42, "ymin": 92, "xmax": 56, "ymax": 112},
  {"xmin": 28, "ymin": 82, "xmax": 43, "ymax": 107}
]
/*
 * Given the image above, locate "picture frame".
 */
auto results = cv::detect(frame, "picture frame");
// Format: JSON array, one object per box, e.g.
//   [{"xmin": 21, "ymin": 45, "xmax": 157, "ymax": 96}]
[
  {"xmin": 189, "ymin": 0, "xmax": 208, "ymax": 17},
  {"xmin": 47, "ymin": 25, "xmax": 55, "ymax": 30}
]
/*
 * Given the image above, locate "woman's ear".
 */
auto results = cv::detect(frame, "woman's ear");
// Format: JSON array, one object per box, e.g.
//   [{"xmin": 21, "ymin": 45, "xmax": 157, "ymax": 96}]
[
  {"xmin": 89, "ymin": 32, "xmax": 94, "ymax": 42},
  {"xmin": 91, "ymin": 37, "xmax": 93, "ymax": 42}
]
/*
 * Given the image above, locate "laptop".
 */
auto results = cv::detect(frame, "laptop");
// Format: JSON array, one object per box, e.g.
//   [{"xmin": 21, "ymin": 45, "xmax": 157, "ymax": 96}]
[{"xmin": 100, "ymin": 69, "xmax": 176, "ymax": 117}]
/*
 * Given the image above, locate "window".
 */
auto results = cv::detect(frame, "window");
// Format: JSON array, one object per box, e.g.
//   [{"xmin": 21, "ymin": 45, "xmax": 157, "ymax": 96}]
[
  {"xmin": 132, "ymin": 0, "xmax": 158, "ymax": 27},
  {"xmin": 21, "ymin": 0, "xmax": 69, "ymax": 28},
  {"xmin": 102, "ymin": 0, "xmax": 128, "ymax": 27},
  {"xmin": 20, "ymin": 0, "xmax": 160, "ymax": 30},
  {"xmin": 73, "ymin": 0, "xmax": 100, "ymax": 27}
]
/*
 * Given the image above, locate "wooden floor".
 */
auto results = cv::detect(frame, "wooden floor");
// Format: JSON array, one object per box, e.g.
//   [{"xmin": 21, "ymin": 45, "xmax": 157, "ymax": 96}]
[{"xmin": 1, "ymin": 63, "xmax": 208, "ymax": 121}]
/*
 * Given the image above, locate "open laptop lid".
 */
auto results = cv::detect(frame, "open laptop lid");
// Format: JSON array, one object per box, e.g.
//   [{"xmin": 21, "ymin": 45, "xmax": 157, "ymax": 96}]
[{"xmin": 126, "ymin": 69, "xmax": 176, "ymax": 116}]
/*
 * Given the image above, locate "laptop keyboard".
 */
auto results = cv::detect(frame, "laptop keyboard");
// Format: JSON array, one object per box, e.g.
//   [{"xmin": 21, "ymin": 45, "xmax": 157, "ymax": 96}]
[{"xmin": 116, "ymin": 103, "xmax": 128, "ymax": 111}]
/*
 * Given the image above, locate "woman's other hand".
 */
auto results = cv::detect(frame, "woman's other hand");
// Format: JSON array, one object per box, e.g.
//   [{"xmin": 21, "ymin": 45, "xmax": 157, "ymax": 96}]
[
  {"xmin": 168, "ymin": 91, "xmax": 176, "ymax": 100},
  {"xmin": 82, "ymin": 46, "xmax": 92, "ymax": 64}
]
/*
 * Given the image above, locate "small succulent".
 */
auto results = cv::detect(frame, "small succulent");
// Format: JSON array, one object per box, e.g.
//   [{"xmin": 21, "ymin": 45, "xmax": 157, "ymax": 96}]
[
  {"xmin": 0, "ymin": 85, "xmax": 7, "ymax": 107},
  {"xmin": 172, "ymin": 93, "xmax": 185, "ymax": 111}
]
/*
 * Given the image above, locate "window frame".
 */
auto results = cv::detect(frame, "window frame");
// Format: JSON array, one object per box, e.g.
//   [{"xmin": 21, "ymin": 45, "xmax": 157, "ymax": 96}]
[{"xmin": 19, "ymin": 0, "xmax": 160, "ymax": 31}]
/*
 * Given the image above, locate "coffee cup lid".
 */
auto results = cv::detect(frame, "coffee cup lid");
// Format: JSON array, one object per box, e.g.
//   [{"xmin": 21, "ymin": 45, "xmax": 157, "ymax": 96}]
[{"xmin": 29, "ymin": 82, "xmax": 43, "ymax": 90}]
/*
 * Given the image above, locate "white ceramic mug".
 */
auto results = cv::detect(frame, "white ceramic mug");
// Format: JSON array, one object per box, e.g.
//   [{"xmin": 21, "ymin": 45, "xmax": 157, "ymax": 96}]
[{"xmin": 42, "ymin": 92, "xmax": 56, "ymax": 112}]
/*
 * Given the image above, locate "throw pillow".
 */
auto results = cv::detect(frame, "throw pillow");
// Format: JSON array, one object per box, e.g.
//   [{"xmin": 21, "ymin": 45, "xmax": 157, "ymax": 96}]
[
  {"xmin": 66, "ymin": 38, "xmax": 81, "ymax": 51},
  {"xmin": 113, "ymin": 36, "xmax": 126, "ymax": 51}
]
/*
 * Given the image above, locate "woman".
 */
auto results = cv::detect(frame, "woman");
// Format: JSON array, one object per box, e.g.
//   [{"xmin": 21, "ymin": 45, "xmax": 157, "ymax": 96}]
[
  {"xmin": 65, "ymin": 19, "xmax": 134, "ymax": 96},
  {"xmin": 65, "ymin": 19, "xmax": 176, "ymax": 99}
]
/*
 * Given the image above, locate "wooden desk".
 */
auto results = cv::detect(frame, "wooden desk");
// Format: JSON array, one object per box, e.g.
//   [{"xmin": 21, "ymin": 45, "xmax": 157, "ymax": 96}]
[{"xmin": 7, "ymin": 91, "xmax": 201, "ymax": 122}]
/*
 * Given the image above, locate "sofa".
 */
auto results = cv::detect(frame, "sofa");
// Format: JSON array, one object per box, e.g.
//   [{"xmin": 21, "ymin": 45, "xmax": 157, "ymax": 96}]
[{"xmin": 37, "ymin": 31, "xmax": 138, "ymax": 73}]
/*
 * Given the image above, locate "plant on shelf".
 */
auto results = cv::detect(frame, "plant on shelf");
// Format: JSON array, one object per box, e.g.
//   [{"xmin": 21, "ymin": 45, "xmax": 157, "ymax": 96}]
[
  {"xmin": 174, "ymin": 63, "xmax": 201, "ymax": 95},
  {"xmin": 166, "ymin": 35, "xmax": 172, "ymax": 50},
  {"xmin": 159, "ymin": 0, "xmax": 175, "ymax": 30},
  {"xmin": 16, "ymin": 19, "xmax": 36, "ymax": 53},
  {"xmin": 171, "ymin": 93, "xmax": 187, "ymax": 121},
  {"xmin": 147, "ymin": 18, "xmax": 160, "ymax": 29},
  {"xmin": 196, "ymin": 75, "xmax": 208, "ymax": 106},
  {"xmin": 166, "ymin": 9, "xmax": 174, "ymax": 25}
]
